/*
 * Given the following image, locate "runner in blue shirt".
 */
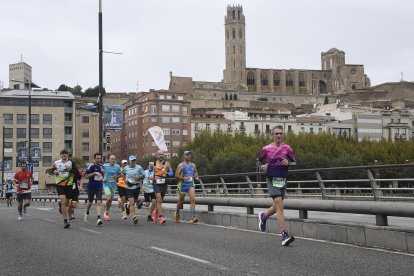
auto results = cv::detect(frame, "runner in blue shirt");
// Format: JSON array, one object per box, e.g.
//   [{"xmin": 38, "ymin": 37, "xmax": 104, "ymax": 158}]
[
  {"xmin": 4, "ymin": 179, "xmax": 14, "ymax": 207},
  {"xmin": 141, "ymin": 162, "xmax": 156, "ymax": 221},
  {"xmin": 102, "ymin": 155, "xmax": 121, "ymax": 221}
]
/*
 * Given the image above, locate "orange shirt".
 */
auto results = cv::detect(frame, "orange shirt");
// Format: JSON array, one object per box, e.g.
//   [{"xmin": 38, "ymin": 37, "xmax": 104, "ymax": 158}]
[{"xmin": 14, "ymin": 170, "xmax": 33, "ymax": 193}]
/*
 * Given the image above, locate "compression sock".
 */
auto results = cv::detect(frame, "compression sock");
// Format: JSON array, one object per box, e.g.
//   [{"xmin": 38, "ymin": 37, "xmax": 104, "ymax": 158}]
[{"xmin": 190, "ymin": 210, "xmax": 196, "ymax": 217}]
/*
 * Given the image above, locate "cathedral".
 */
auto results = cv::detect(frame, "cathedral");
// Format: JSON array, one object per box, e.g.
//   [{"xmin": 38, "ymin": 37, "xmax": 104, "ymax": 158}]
[{"xmin": 170, "ymin": 5, "xmax": 371, "ymax": 97}]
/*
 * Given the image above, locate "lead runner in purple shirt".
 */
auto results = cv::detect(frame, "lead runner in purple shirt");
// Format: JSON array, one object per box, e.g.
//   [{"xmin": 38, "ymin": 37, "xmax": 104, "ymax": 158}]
[{"xmin": 258, "ymin": 125, "xmax": 296, "ymax": 246}]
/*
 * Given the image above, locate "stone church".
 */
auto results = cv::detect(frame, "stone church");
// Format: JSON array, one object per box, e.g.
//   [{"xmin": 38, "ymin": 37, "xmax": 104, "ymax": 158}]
[{"xmin": 170, "ymin": 5, "xmax": 371, "ymax": 99}]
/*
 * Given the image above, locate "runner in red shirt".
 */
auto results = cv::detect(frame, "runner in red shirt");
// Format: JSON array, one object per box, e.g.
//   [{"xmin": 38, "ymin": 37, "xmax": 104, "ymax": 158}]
[{"xmin": 13, "ymin": 161, "xmax": 33, "ymax": 221}]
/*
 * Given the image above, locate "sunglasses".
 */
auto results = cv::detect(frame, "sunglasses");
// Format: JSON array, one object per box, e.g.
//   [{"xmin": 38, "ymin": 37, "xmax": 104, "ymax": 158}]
[{"xmin": 273, "ymin": 132, "xmax": 283, "ymax": 135}]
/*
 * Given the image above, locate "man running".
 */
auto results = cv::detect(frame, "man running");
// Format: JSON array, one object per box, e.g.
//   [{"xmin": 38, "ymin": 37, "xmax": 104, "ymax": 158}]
[
  {"xmin": 122, "ymin": 155, "xmax": 145, "ymax": 224},
  {"xmin": 4, "ymin": 179, "xmax": 14, "ymax": 207},
  {"xmin": 117, "ymin": 159, "xmax": 129, "ymax": 219},
  {"xmin": 102, "ymin": 155, "xmax": 121, "ymax": 221},
  {"xmin": 52, "ymin": 149, "xmax": 75, "ymax": 228},
  {"xmin": 174, "ymin": 151, "xmax": 200, "ymax": 223},
  {"xmin": 153, "ymin": 150, "xmax": 173, "ymax": 224},
  {"xmin": 84, "ymin": 152, "xmax": 105, "ymax": 226},
  {"xmin": 258, "ymin": 125, "xmax": 296, "ymax": 246},
  {"xmin": 13, "ymin": 161, "xmax": 33, "ymax": 221},
  {"xmin": 69, "ymin": 166, "xmax": 83, "ymax": 221},
  {"xmin": 142, "ymin": 162, "xmax": 156, "ymax": 222}
]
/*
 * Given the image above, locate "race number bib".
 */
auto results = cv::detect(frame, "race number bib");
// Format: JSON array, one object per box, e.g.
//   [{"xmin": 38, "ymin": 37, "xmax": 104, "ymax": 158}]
[
  {"xmin": 59, "ymin": 171, "xmax": 69, "ymax": 178},
  {"xmin": 20, "ymin": 182, "xmax": 29, "ymax": 189},
  {"xmin": 185, "ymin": 176, "xmax": 193, "ymax": 182},
  {"xmin": 156, "ymin": 178, "xmax": 166, "ymax": 184},
  {"xmin": 126, "ymin": 178, "xmax": 135, "ymax": 184},
  {"xmin": 94, "ymin": 174, "xmax": 103, "ymax": 181},
  {"xmin": 108, "ymin": 177, "xmax": 116, "ymax": 182},
  {"xmin": 272, "ymin": 177, "xmax": 286, "ymax": 188}
]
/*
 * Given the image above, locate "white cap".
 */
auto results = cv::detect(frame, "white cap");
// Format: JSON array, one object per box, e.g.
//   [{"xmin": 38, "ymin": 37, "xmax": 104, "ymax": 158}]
[{"xmin": 121, "ymin": 160, "xmax": 128, "ymax": 164}]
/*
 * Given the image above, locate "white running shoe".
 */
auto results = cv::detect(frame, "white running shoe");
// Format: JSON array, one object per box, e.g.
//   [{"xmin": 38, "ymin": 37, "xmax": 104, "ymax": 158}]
[
  {"xmin": 17, "ymin": 215, "xmax": 23, "ymax": 221},
  {"xmin": 97, "ymin": 218, "xmax": 103, "ymax": 226},
  {"xmin": 84, "ymin": 212, "xmax": 89, "ymax": 223}
]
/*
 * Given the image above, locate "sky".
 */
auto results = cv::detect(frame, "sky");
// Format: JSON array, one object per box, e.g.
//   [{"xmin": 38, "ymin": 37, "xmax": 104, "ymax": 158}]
[{"xmin": 1, "ymin": 0, "xmax": 413, "ymax": 92}]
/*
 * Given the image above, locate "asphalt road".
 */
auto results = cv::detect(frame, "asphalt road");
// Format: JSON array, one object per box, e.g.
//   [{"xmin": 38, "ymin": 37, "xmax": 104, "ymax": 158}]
[{"xmin": 1, "ymin": 202, "xmax": 413, "ymax": 276}]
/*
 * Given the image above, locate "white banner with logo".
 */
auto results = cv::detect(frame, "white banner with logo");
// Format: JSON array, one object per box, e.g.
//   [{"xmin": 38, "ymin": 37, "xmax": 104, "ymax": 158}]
[{"xmin": 148, "ymin": 126, "xmax": 168, "ymax": 152}]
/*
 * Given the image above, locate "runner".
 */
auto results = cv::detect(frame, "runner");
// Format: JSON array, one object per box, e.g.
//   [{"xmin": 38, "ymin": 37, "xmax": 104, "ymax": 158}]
[
  {"xmin": 258, "ymin": 125, "xmax": 296, "ymax": 246},
  {"xmin": 122, "ymin": 155, "xmax": 145, "ymax": 224},
  {"xmin": 142, "ymin": 162, "xmax": 156, "ymax": 221},
  {"xmin": 84, "ymin": 152, "xmax": 105, "ymax": 226},
  {"xmin": 69, "ymin": 166, "xmax": 83, "ymax": 221},
  {"xmin": 117, "ymin": 159, "xmax": 129, "ymax": 219},
  {"xmin": 52, "ymin": 149, "xmax": 75, "ymax": 229},
  {"xmin": 13, "ymin": 161, "xmax": 33, "ymax": 221},
  {"xmin": 102, "ymin": 155, "xmax": 121, "ymax": 221},
  {"xmin": 4, "ymin": 179, "xmax": 14, "ymax": 207},
  {"xmin": 174, "ymin": 151, "xmax": 200, "ymax": 223},
  {"xmin": 152, "ymin": 150, "xmax": 174, "ymax": 224}
]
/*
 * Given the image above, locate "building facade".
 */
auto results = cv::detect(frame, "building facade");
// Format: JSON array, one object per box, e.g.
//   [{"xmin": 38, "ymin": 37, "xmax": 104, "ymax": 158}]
[{"xmin": 9, "ymin": 61, "xmax": 32, "ymax": 90}]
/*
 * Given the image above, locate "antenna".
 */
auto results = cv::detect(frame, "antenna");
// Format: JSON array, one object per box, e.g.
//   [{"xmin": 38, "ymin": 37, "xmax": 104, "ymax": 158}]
[
  {"xmin": 401, "ymin": 72, "xmax": 404, "ymax": 82},
  {"xmin": 20, "ymin": 54, "xmax": 23, "ymax": 62},
  {"xmin": 136, "ymin": 81, "xmax": 139, "ymax": 93}
]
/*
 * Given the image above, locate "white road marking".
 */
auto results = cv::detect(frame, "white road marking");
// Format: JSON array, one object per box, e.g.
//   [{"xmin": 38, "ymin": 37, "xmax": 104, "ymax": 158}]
[
  {"xmin": 34, "ymin": 207, "xmax": 54, "ymax": 212},
  {"xmin": 150, "ymin": 246, "xmax": 211, "ymax": 264},
  {"xmin": 79, "ymin": 228, "xmax": 102, "ymax": 234}
]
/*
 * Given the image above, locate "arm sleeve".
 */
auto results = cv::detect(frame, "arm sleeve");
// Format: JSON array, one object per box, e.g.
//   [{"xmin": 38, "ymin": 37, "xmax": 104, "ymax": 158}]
[{"xmin": 167, "ymin": 169, "xmax": 174, "ymax": 177}]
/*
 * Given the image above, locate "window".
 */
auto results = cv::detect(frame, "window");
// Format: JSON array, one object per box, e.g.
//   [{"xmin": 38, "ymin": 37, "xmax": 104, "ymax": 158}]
[
  {"xmin": 183, "ymin": 129, "xmax": 188, "ymax": 135},
  {"xmin": 31, "ymin": 114, "xmax": 39, "ymax": 124},
  {"xmin": 151, "ymin": 105, "xmax": 157, "ymax": 114},
  {"xmin": 206, "ymin": 123, "xmax": 211, "ymax": 131},
  {"xmin": 247, "ymin": 71, "xmax": 255, "ymax": 85},
  {"xmin": 163, "ymin": 128, "xmax": 170, "ymax": 135},
  {"xmin": 165, "ymin": 141, "xmax": 171, "ymax": 147},
  {"xmin": 151, "ymin": 116, "xmax": 157, "ymax": 123},
  {"xmin": 172, "ymin": 141, "xmax": 180, "ymax": 147},
  {"xmin": 64, "ymin": 113, "xmax": 72, "ymax": 122},
  {"xmin": 82, "ymin": 129, "xmax": 89, "ymax": 138},
  {"xmin": 182, "ymin": 117, "xmax": 188, "ymax": 123},
  {"xmin": 182, "ymin": 106, "xmax": 188, "ymax": 115},
  {"xmin": 4, "ymin": 142, "xmax": 12, "ymax": 149},
  {"xmin": 65, "ymin": 127, "xmax": 72, "ymax": 135},
  {"xmin": 159, "ymin": 95, "xmax": 165, "ymax": 100},
  {"xmin": 232, "ymin": 28, "xmax": 235, "ymax": 39},
  {"xmin": 31, "ymin": 128, "xmax": 40, "ymax": 139},
  {"xmin": 273, "ymin": 72, "xmax": 280, "ymax": 86},
  {"xmin": 43, "ymin": 142, "xmax": 52, "ymax": 153},
  {"xmin": 260, "ymin": 72, "xmax": 268, "ymax": 86},
  {"xmin": 162, "ymin": 117, "xmax": 170, "ymax": 123},
  {"xmin": 162, "ymin": 105, "xmax": 170, "ymax": 112},
  {"xmin": 3, "ymin": 114, "xmax": 13, "ymax": 124},
  {"xmin": 299, "ymin": 73, "xmax": 306, "ymax": 87},
  {"xmin": 82, "ymin": 156, "xmax": 89, "ymax": 161},
  {"xmin": 64, "ymin": 141, "xmax": 72, "ymax": 151},
  {"xmin": 172, "ymin": 117, "xmax": 180, "ymax": 123},
  {"xmin": 172, "ymin": 105, "xmax": 180, "ymax": 112},
  {"xmin": 17, "ymin": 128, "xmax": 26, "ymax": 139},
  {"xmin": 43, "ymin": 114, "xmax": 52, "ymax": 124},
  {"xmin": 239, "ymin": 28, "xmax": 242, "ymax": 39},
  {"xmin": 17, "ymin": 114, "xmax": 26, "ymax": 124},
  {"xmin": 216, "ymin": 124, "xmax": 221, "ymax": 130},
  {"xmin": 164, "ymin": 153, "xmax": 171, "ymax": 159},
  {"xmin": 82, "ymin": 143, "xmax": 90, "ymax": 151},
  {"xmin": 42, "ymin": 156, "xmax": 52, "ymax": 167},
  {"xmin": 43, "ymin": 128, "xmax": 52, "ymax": 139},
  {"xmin": 177, "ymin": 96, "xmax": 184, "ymax": 101},
  {"xmin": 286, "ymin": 73, "xmax": 294, "ymax": 87},
  {"xmin": 172, "ymin": 129, "xmax": 180, "ymax": 135}
]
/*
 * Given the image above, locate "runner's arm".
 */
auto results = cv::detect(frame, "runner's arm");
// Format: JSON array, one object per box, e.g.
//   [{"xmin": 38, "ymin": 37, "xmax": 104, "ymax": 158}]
[
  {"xmin": 193, "ymin": 164, "xmax": 200, "ymax": 181},
  {"xmin": 175, "ymin": 164, "xmax": 183, "ymax": 181}
]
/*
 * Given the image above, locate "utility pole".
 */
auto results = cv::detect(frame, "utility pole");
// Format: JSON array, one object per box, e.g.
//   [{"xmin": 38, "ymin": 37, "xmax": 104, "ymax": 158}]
[
  {"xmin": 98, "ymin": 0, "xmax": 104, "ymax": 154},
  {"xmin": 1, "ymin": 126, "xmax": 5, "ymax": 198},
  {"xmin": 28, "ymin": 81, "xmax": 32, "ymax": 165}
]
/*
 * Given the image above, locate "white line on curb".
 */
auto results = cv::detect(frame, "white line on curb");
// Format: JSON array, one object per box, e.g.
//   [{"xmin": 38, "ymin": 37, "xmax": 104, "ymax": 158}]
[
  {"xmin": 150, "ymin": 246, "xmax": 211, "ymax": 264},
  {"xmin": 79, "ymin": 228, "xmax": 102, "ymax": 234}
]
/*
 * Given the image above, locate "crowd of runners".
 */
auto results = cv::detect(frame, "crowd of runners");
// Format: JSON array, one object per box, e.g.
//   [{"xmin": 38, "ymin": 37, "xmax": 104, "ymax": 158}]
[{"xmin": 3, "ymin": 125, "xmax": 296, "ymax": 246}]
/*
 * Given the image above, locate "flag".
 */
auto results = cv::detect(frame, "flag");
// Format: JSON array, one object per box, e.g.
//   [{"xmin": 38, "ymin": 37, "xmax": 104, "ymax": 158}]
[{"xmin": 148, "ymin": 126, "xmax": 168, "ymax": 151}]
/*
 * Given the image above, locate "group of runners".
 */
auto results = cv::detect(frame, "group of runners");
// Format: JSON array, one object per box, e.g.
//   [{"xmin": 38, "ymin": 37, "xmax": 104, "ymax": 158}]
[{"xmin": 4, "ymin": 125, "xmax": 296, "ymax": 246}]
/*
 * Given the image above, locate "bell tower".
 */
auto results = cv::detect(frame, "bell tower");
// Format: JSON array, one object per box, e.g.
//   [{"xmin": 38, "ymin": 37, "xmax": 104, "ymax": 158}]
[{"xmin": 223, "ymin": 5, "xmax": 246, "ymax": 84}]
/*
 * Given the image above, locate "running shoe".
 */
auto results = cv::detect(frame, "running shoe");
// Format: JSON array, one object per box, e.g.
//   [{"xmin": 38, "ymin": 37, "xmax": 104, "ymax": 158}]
[
  {"xmin": 281, "ymin": 232, "xmax": 295, "ymax": 246},
  {"xmin": 104, "ymin": 212, "xmax": 111, "ymax": 221},
  {"xmin": 174, "ymin": 213, "xmax": 180, "ymax": 223},
  {"xmin": 258, "ymin": 212, "xmax": 267, "ymax": 232},
  {"xmin": 122, "ymin": 212, "xmax": 127, "ymax": 220},
  {"xmin": 125, "ymin": 203, "xmax": 130, "ymax": 215},
  {"xmin": 23, "ymin": 205, "xmax": 27, "ymax": 215},
  {"xmin": 159, "ymin": 217, "xmax": 166, "ymax": 224},
  {"xmin": 97, "ymin": 218, "xmax": 103, "ymax": 226},
  {"xmin": 152, "ymin": 210, "xmax": 158, "ymax": 223},
  {"xmin": 190, "ymin": 217, "xmax": 198, "ymax": 223},
  {"xmin": 137, "ymin": 200, "xmax": 143, "ymax": 209},
  {"xmin": 58, "ymin": 201, "xmax": 62, "ymax": 214},
  {"xmin": 147, "ymin": 215, "xmax": 152, "ymax": 221},
  {"xmin": 133, "ymin": 216, "xmax": 139, "ymax": 224},
  {"xmin": 17, "ymin": 215, "xmax": 23, "ymax": 221},
  {"xmin": 64, "ymin": 221, "xmax": 71, "ymax": 229},
  {"xmin": 84, "ymin": 212, "xmax": 89, "ymax": 223},
  {"xmin": 70, "ymin": 216, "xmax": 75, "ymax": 221}
]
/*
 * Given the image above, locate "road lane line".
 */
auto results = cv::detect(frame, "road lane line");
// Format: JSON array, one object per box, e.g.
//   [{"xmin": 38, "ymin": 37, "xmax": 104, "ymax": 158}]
[
  {"xmin": 79, "ymin": 228, "xmax": 102, "ymax": 234},
  {"xmin": 150, "ymin": 246, "xmax": 211, "ymax": 264}
]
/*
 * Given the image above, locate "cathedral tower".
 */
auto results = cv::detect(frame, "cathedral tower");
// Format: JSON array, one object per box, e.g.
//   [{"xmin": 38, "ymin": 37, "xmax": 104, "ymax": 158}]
[{"xmin": 223, "ymin": 5, "xmax": 246, "ymax": 84}]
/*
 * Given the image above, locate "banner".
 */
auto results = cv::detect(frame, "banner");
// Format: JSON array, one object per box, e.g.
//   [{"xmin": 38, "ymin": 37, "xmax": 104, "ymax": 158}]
[
  {"xmin": 104, "ymin": 105, "xmax": 124, "ymax": 130},
  {"xmin": 148, "ymin": 126, "xmax": 168, "ymax": 152},
  {"xmin": 31, "ymin": 147, "xmax": 42, "ymax": 161}
]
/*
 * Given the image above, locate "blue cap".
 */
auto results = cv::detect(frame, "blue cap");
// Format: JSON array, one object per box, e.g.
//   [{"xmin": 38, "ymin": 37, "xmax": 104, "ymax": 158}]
[{"xmin": 129, "ymin": 155, "xmax": 137, "ymax": 161}]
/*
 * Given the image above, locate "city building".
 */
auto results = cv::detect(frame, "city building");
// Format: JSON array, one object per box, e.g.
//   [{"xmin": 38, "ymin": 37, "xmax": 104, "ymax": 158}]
[{"xmin": 9, "ymin": 61, "xmax": 33, "ymax": 90}]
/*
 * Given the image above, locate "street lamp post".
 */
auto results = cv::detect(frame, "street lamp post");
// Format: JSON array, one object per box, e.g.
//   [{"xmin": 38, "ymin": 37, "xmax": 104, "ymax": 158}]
[{"xmin": 98, "ymin": 0, "xmax": 104, "ymax": 154}]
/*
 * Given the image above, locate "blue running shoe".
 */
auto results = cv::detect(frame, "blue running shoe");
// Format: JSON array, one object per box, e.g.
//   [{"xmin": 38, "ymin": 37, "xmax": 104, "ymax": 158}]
[
  {"xmin": 258, "ymin": 212, "xmax": 267, "ymax": 232},
  {"xmin": 281, "ymin": 232, "xmax": 295, "ymax": 246}
]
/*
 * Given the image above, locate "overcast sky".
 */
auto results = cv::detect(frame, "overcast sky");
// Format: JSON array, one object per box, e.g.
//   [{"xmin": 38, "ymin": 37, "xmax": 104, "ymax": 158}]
[{"xmin": 1, "ymin": 0, "xmax": 413, "ymax": 92}]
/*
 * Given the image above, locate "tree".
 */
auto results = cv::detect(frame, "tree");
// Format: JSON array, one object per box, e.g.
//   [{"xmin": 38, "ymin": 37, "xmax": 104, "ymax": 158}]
[
  {"xmin": 84, "ymin": 86, "xmax": 106, "ymax": 97},
  {"xmin": 72, "ymin": 84, "xmax": 83, "ymax": 95},
  {"xmin": 57, "ymin": 84, "xmax": 72, "ymax": 91}
]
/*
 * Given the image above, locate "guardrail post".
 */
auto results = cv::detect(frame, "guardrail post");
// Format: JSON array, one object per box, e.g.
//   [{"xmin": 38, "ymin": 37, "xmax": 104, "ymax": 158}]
[
  {"xmin": 247, "ymin": 206, "xmax": 254, "ymax": 214},
  {"xmin": 315, "ymin": 172, "xmax": 326, "ymax": 199},
  {"xmin": 368, "ymin": 170, "xmax": 381, "ymax": 200},
  {"xmin": 219, "ymin": 177, "xmax": 229, "ymax": 196},
  {"xmin": 299, "ymin": 209, "xmax": 308, "ymax": 219},
  {"xmin": 208, "ymin": 204, "xmax": 214, "ymax": 212},
  {"xmin": 245, "ymin": 176, "xmax": 254, "ymax": 197},
  {"xmin": 198, "ymin": 178, "xmax": 207, "ymax": 196},
  {"xmin": 376, "ymin": 214, "xmax": 388, "ymax": 226}
]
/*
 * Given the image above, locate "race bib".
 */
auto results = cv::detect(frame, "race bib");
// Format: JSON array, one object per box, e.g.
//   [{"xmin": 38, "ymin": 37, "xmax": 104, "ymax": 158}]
[
  {"xmin": 59, "ymin": 171, "xmax": 69, "ymax": 178},
  {"xmin": 127, "ymin": 178, "xmax": 136, "ymax": 184},
  {"xmin": 108, "ymin": 177, "xmax": 116, "ymax": 183},
  {"xmin": 20, "ymin": 182, "xmax": 29, "ymax": 189},
  {"xmin": 156, "ymin": 178, "xmax": 166, "ymax": 184},
  {"xmin": 185, "ymin": 176, "xmax": 193, "ymax": 182},
  {"xmin": 272, "ymin": 177, "xmax": 286, "ymax": 188},
  {"xmin": 94, "ymin": 174, "xmax": 103, "ymax": 181}
]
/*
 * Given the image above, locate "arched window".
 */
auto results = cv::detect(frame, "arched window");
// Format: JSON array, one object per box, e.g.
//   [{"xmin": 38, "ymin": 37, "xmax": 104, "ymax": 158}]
[
  {"xmin": 238, "ymin": 10, "xmax": 240, "ymax": 20},
  {"xmin": 226, "ymin": 29, "xmax": 229, "ymax": 40},
  {"xmin": 260, "ymin": 72, "xmax": 268, "ymax": 86},
  {"xmin": 273, "ymin": 72, "xmax": 280, "ymax": 86},
  {"xmin": 247, "ymin": 71, "xmax": 255, "ymax": 85},
  {"xmin": 239, "ymin": 29, "xmax": 242, "ymax": 39},
  {"xmin": 232, "ymin": 28, "xmax": 235, "ymax": 39},
  {"xmin": 286, "ymin": 73, "xmax": 294, "ymax": 86},
  {"xmin": 232, "ymin": 10, "xmax": 235, "ymax": 20},
  {"xmin": 299, "ymin": 73, "xmax": 306, "ymax": 87}
]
